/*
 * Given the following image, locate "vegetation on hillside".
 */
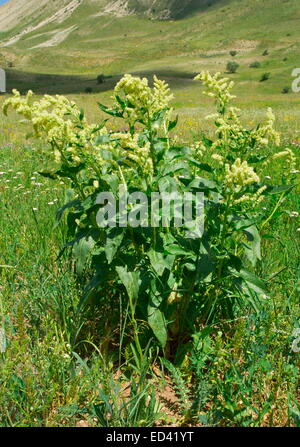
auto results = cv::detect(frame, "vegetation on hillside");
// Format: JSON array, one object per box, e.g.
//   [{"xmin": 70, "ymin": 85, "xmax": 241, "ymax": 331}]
[{"xmin": 0, "ymin": 72, "xmax": 299, "ymax": 427}]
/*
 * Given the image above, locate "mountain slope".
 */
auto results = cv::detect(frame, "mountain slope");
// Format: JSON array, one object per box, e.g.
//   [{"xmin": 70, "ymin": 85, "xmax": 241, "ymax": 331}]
[
  {"xmin": 0, "ymin": 0, "xmax": 76, "ymax": 32},
  {"xmin": 0, "ymin": 0, "xmax": 300, "ymax": 115},
  {"xmin": 0, "ymin": 0, "xmax": 218, "ymax": 36}
]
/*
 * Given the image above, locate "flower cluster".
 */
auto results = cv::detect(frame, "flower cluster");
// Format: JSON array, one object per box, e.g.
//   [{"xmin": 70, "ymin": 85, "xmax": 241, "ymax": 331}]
[
  {"xmin": 195, "ymin": 71, "xmax": 236, "ymax": 114},
  {"xmin": 224, "ymin": 158, "xmax": 267, "ymax": 205},
  {"xmin": 114, "ymin": 74, "xmax": 173, "ymax": 126},
  {"xmin": 2, "ymin": 89, "xmax": 103, "ymax": 165},
  {"xmin": 206, "ymin": 106, "xmax": 280, "ymax": 154},
  {"xmin": 194, "ymin": 73, "xmax": 280, "ymax": 159},
  {"xmin": 256, "ymin": 108, "xmax": 281, "ymax": 147},
  {"xmin": 111, "ymin": 132, "xmax": 153, "ymax": 176},
  {"xmin": 266, "ymin": 148, "xmax": 297, "ymax": 173},
  {"xmin": 225, "ymin": 158, "xmax": 260, "ymax": 189}
]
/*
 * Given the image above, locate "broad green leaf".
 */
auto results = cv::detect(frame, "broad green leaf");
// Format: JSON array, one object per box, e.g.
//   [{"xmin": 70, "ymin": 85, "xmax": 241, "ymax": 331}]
[
  {"xmin": 265, "ymin": 184, "xmax": 295, "ymax": 195},
  {"xmin": 116, "ymin": 266, "xmax": 140, "ymax": 304},
  {"xmin": 188, "ymin": 158, "xmax": 213, "ymax": 173},
  {"xmin": 168, "ymin": 115, "xmax": 178, "ymax": 131},
  {"xmin": 97, "ymin": 102, "xmax": 123, "ymax": 118},
  {"xmin": 232, "ymin": 268, "xmax": 268, "ymax": 296},
  {"xmin": 165, "ymin": 244, "xmax": 190, "ymax": 256},
  {"xmin": 149, "ymin": 278, "xmax": 164, "ymax": 308},
  {"xmin": 197, "ymin": 253, "xmax": 215, "ymax": 282},
  {"xmin": 242, "ymin": 225, "xmax": 261, "ymax": 267},
  {"xmin": 73, "ymin": 236, "xmax": 96, "ymax": 275},
  {"xmin": 147, "ymin": 248, "xmax": 175, "ymax": 277},
  {"xmin": 105, "ymin": 227, "xmax": 125, "ymax": 264},
  {"xmin": 56, "ymin": 163, "xmax": 86, "ymax": 178},
  {"xmin": 115, "ymin": 95, "xmax": 127, "ymax": 111},
  {"xmin": 159, "ymin": 160, "xmax": 188, "ymax": 177},
  {"xmin": 55, "ymin": 199, "xmax": 81, "ymax": 225},
  {"xmin": 188, "ymin": 177, "xmax": 218, "ymax": 192},
  {"xmin": 38, "ymin": 171, "xmax": 58, "ymax": 180},
  {"xmin": 79, "ymin": 108, "xmax": 85, "ymax": 121},
  {"xmin": 148, "ymin": 304, "xmax": 167, "ymax": 348}
]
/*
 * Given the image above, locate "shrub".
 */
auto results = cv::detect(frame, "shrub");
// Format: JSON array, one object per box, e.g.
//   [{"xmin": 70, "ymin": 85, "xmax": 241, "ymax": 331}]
[
  {"xmin": 260, "ymin": 72, "xmax": 271, "ymax": 82},
  {"xmin": 229, "ymin": 50, "xmax": 237, "ymax": 57},
  {"xmin": 97, "ymin": 74, "xmax": 105, "ymax": 84},
  {"xmin": 226, "ymin": 61, "xmax": 239, "ymax": 73},
  {"xmin": 282, "ymin": 86, "xmax": 290, "ymax": 94},
  {"xmin": 85, "ymin": 87, "xmax": 93, "ymax": 93},
  {"xmin": 3, "ymin": 73, "xmax": 295, "ymax": 359},
  {"xmin": 262, "ymin": 49, "xmax": 269, "ymax": 56},
  {"xmin": 249, "ymin": 61, "xmax": 261, "ymax": 68}
]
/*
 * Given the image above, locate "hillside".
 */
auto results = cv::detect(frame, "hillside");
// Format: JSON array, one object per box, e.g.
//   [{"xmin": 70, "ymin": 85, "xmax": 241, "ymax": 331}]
[
  {"xmin": 0, "ymin": 0, "xmax": 300, "ymax": 115},
  {"xmin": 0, "ymin": 0, "xmax": 218, "ymax": 35}
]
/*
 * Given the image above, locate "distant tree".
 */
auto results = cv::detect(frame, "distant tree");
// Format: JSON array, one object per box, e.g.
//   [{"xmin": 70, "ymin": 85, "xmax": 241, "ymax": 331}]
[
  {"xmin": 97, "ymin": 74, "xmax": 105, "ymax": 84},
  {"xmin": 282, "ymin": 86, "xmax": 290, "ymax": 94},
  {"xmin": 249, "ymin": 61, "xmax": 261, "ymax": 68},
  {"xmin": 260, "ymin": 72, "xmax": 271, "ymax": 82},
  {"xmin": 227, "ymin": 61, "xmax": 239, "ymax": 73},
  {"xmin": 85, "ymin": 87, "xmax": 93, "ymax": 94},
  {"xmin": 229, "ymin": 50, "xmax": 237, "ymax": 57}
]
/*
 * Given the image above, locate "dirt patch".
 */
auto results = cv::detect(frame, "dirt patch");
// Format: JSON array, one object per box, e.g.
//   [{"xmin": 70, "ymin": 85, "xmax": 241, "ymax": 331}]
[
  {"xmin": 30, "ymin": 26, "xmax": 77, "ymax": 49},
  {"xmin": 1, "ymin": 0, "xmax": 82, "ymax": 47}
]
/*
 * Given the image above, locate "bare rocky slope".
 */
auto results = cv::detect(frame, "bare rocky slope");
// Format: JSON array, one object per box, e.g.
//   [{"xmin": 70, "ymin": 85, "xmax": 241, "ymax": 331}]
[{"xmin": 0, "ymin": 0, "xmax": 217, "ymax": 35}]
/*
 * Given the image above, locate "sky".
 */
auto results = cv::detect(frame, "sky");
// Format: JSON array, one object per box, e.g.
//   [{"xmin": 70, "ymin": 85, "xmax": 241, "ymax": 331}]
[{"xmin": 0, "ymin": 0, "xmax": 9, "ymax": 5}]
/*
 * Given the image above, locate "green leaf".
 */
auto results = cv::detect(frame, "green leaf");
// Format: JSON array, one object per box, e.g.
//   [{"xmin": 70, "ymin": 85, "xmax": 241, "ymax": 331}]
[
  {"xmin": 79, "ymin": 108, "xmax": 85, "ymax": 122},
  {"xmin": 115, "ymin": 95, "xmax": 127, "ymax": 111},
  {"xmin": 168, "ymin": 115, "xmax": 178, "ymax": 131},
  {"xmin": 148, "ymin": 304, "xmax": 168, "ymax": 348},
  {"xmin": 201, "ymin": 136, "xmax": 213, "ymax": 148},
  {"xmin": 242, "ymin": 225, "xmax": 261, "ymax": 267},
  {"xmin": 116, "ymin": 266, "xmax": 140, "ymax": 305},
  {"xmin": 265, "ymin": 184, "xmax": 294, "ymax": 195},
  {"xmin": 188, "ymin": 177, "xmax": 218, "ymax": 192},
  {"xmin": 56, "ymin": 163, "xmax": 86, "ymax": 178},
  {"xmin": 152, "ymin": 108, "xmax": 168, "ymax": 128},
  {"xmin": 97, "ymin": 102, "xmax": 123, "ymax": 118},
  {"xmin": 73, "ymin": 236, "xmax": 96, "ymax": 275},
  {"xmin": 165, "ymin": 244, "xmax": 190, "ymax": 256},
  {"xmin": 147, "ymin": 248, "xmax": 175, "ymax": 277},
  {"xmin": 105, "ymin": 227, "xmax": 125, "ymax": 264},
  {"xmin": 55, "ymin": 199, "xmax": 81, "ymax": 225},
  {"xmin": 38, "ymin": 171, "xmax": 58, "ymax": 180},
  {"xmin": 233, "ymin": 268, "xmax": 268, "ymax": 296},
  {"xmin": 188, "ymin": 158, "xmax": 213, "ymax": 173},
  {"xmin": 248, "ymin": 155, "xmax": 269, "ymax": 163}
]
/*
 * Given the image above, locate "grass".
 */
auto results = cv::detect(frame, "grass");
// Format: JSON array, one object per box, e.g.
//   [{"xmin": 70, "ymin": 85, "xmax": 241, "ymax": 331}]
[{"xmin": 0, "ymin": 93, "xmax": 299, "ymax": 426}]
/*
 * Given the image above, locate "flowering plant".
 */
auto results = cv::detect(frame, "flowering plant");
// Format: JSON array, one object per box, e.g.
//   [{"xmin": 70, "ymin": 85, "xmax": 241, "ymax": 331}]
[{"xmin": 3, "ymin": 72, "xmax": 296, "ymax": 357}]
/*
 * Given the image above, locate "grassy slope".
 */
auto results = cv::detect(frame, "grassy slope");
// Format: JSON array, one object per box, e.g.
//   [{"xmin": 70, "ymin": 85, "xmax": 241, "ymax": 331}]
[{"xmin": 0, "ymin": 0, "xmax": 299, "ymax": 115}]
